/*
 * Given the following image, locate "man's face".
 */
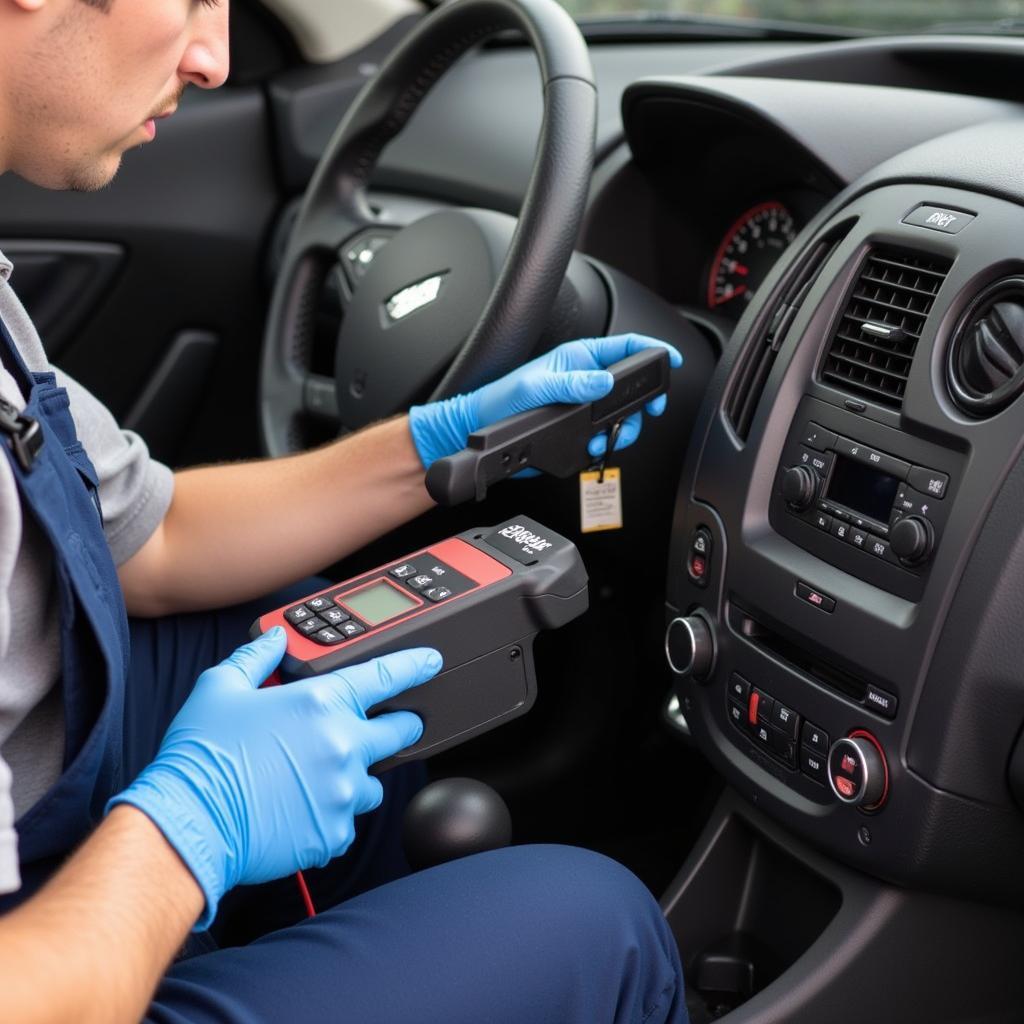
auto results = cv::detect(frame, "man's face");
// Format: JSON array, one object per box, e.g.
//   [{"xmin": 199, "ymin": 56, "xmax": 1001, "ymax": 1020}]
[{"xmin": 1, "ymin": 0, "xmax": 230, "ymax": 191}]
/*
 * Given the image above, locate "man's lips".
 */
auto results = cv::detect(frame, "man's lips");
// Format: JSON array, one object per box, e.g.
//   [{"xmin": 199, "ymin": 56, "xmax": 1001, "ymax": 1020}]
[{"xmin": 141, "ymin": 108, "xmax": 177, "ymax": 141}]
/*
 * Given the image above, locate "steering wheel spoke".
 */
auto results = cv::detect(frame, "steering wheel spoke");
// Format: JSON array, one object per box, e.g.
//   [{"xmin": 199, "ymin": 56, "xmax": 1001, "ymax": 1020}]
[{"xmin": 303, "ymin": 373, "xmax": 341, "ymax": 426}]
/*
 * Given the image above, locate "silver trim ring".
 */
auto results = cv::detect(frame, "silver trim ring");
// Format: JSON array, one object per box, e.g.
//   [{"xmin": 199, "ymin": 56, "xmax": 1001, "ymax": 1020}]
[
  {"xmin": 828, "ymin": 737, "xmax": 870, "ymax": 805},
  {"xmin": 665, "ymin": 617, "xmax": 699, "ymax": 676}
]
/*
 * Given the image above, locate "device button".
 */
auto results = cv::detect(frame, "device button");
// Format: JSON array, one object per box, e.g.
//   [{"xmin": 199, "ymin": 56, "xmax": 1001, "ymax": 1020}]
[
  {"xmin": 801, "ymin": 721, "xmax": 830, "ymax": 754},
  {"xmin": 865, "ymin": 685, "xmax": 899, "ymax": 719},
  {"xmin": 810, "ymin": 510, "xmax": 832, "ymax": 532},
  {"xmin": 305, "ymin": 595, "xmax": 334, "ymax": 614},
  {"xmin": 295, "ymin": 615, "xmax": 327, "ymax": 635},
  {"xmin": 907, "ymin": 466, "xmax": 949, "ymax": 499},
  {"xmin": 865, "ymin": 534, "xmax": 891, "ymax": 561},
  {"xmin": 752, "ymin": 721, "xmax": 773, "ymax": 752},
  {"xmin": 796, "ymin": 446, "xmax": 833, "ymax": 476},
  {"xmin": 321, "ymin": 607, "xmax": 350, "ymax": 626},
  {"xmin": 688, "ymin": 527, "xmax": 713, "ymax": 587},
  {"xmin": 406, "ymin": 574, "xmax": 435, "ymax": 590},
  {"xmin": 313, "ymin": 626, "xmax": 345, "ymax": 645},
  {"xmin": 752, "ymin": 689, "xmax": 774, "ymax": 723},
  {"xmin": 796, "ymin": 581, "xmax": 836, "ymax": 613},
  {"xmin": 770, "ymin": 700, "xmax": 800, "ymax": 739},
  {"xmin": 769, "ymin": 726, "xmax": 797, "ymax": 765},
  {"xmin": 870, "ymin": 451, "xmax": 910, "ymax": 480},
  {"xmin": 728, "ymin": 674, "xmax": 751, "ymax": 704},
  {"xmin": 727, "ymin": 700, "xmax": 747, "ymax": 730},
  {"xmin": 423, "ymin": 586, "xmax": 453, "ymax": 602},
  {"xmin": 846, "ymin": 526, "xmax": 869, "ymax": 551},
  {"xmin": 800, "ymin": 747, "xmax": 827, "ymax": 784},
  {"xmin": 828, "ymin": 733, "xmax": 889, "ymax": 809},
  {"xmin": 830, "ymin": 518, "xmax": 852, "ymax": 544},
  {"xmin": 747, "ymin": 689, "xmax": 761, "ymax": 726},
  {"xmin": 802, "ymin": 422, "xmax": 838, "ymax": 451},
  {"xmin": 285, "ymin": 605, "xmax": 314, "ymax": 625},
  {"xmin": 338, "ymin": 620, "xmax": 365, "ymax": 639},
  {"xmin": 902, "ymin": 204, "xmax": 975, "ymax": 234},
  {"xmin": 833, "ymin": 436, "xmax": 860, "ymax": 460},
  {"xmin": 390, "ymin": 563, "xmax": 418, "ymax": 579}
]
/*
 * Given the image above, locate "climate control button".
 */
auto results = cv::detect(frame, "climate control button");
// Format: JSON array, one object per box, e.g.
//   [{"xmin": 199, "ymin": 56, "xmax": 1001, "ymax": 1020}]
[{"xmin": 828, "ymin": 732, "xmax": 889, "ymax": 810}]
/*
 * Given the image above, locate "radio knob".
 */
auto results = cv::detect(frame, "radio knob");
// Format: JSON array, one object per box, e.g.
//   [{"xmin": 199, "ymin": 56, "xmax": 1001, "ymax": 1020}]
[
  {"xmin": 890, "ymin": 515, "xmax": 934, "ymax": 565},
  {"xmin": 665, "ymin": 615, "xmax": 715, "ymax": 681},
  {"xmin": 828, "ymin": 733, "xmax": 888, "ymax": 810},
  {"xmin": 782, "ymin": 465, "xmax": 817, "ymax": 511}
]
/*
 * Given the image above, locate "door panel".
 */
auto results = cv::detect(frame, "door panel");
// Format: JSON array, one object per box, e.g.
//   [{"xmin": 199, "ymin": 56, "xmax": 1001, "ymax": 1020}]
[{"xmin": 0, "ymin": 86, "xmax": 280, "ymax": 467}]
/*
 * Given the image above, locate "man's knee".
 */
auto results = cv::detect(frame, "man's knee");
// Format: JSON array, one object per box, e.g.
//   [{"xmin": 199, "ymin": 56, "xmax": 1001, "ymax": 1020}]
[{"xmin": 450, "ymin": 844, "xmax": 686, "ymax": 1021}]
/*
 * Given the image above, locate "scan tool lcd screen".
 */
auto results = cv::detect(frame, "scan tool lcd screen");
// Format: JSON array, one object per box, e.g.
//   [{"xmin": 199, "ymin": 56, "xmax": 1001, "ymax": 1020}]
[
  {"xmin": 342, "ymin": 581, "xmax": 418, "ymax": 626},
  {"xmin": 825, "ymin": 455, "xmax": 900, "ymax": 523}
]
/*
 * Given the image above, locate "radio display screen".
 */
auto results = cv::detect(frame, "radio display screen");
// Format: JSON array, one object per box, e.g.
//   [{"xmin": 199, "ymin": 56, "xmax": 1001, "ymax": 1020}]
[{"xmin": 825, "ymin": 455, "xmax": 900, "ymax": 523}]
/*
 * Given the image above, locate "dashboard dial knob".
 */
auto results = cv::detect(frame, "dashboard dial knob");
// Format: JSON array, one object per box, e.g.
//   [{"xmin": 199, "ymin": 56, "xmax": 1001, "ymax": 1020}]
[
  {"xmin": 828, "ymin": 733, "xmax": 888, "ymax": 810},
  {"xmin": 782, "ymin": 465, "xmax": 817, "ymax": 511},
  {"xmin": 890, "ymin": 515, "xmax": 934, "ymax": 565},
  {"xmin": 665, "ymin": 615, "xmax": 715, "ymax": 680}
]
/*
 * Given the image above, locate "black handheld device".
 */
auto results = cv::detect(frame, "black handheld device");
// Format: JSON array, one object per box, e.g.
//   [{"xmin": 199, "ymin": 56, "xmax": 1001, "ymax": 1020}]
[
  {"xmin": 252, "ymin": 516, "xmax": 587, "ymax": 772},
  {"xmin": 425, "ymin": 348, "xmax": 671, "ymax": 506}
]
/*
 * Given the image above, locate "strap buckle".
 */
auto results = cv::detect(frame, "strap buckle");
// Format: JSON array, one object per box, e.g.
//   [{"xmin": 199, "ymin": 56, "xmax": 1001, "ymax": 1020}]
[{"xmin": 0, "ymin": 397, "xmax": 44, "ymax": 472}]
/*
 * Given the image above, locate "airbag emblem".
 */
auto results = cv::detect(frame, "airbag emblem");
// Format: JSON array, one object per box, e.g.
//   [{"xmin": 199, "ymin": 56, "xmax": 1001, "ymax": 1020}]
[{"xmin": 385, "ymin": 272, "xmax": 448, "ymax": 322}]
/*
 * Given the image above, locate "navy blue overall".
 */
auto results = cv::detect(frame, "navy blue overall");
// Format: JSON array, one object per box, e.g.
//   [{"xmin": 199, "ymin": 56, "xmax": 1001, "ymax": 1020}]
[{"xmin": 0, "ymin": 315, "xmax": 688, "ymax": 1024}]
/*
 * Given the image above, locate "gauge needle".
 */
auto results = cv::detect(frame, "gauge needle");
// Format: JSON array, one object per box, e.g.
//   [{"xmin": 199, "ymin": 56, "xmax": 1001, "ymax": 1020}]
[
  {"xmin": 714, "ymin": 284, "xmax": 748, "ymax": 306},
  {"xmin": 733, "ymin": 263, "xmax": 750, "ymax": 276}
]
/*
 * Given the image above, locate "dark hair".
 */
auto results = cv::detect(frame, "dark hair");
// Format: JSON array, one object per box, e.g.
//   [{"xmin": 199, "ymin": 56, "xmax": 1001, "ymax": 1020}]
[{"xmin": 79, "ymin": 0, "xmax": 113, "ymax": 11}]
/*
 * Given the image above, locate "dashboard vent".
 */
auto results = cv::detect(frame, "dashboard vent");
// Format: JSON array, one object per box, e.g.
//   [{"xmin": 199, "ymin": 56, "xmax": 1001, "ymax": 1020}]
[
  {"xmin": 726, "ymin": 222, "xmax": 853, "ymax": 441},
  {"xmin": 822, "ymin": 249, "xmax": 951, "ymax": 409},
  {"xmin": 947, "ymin": 277, "xmax": 1024, "ymax": 417}
]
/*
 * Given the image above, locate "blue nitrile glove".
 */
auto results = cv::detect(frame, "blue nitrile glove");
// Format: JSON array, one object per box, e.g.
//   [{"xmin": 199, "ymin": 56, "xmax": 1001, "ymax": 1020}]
[
  {"xmin": 408, "ymin": 333, "xmax": 684, "ymax": 469},
  {"xmin": 108, "ymin": 627, "xmax": 440, "ymax": 929}
]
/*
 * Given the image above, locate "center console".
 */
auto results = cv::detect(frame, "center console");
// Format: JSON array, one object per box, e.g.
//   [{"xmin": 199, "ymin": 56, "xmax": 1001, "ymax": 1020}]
[{"xmin": 665, "ymin": 180, "xmax": 1024, "ymax": 909}]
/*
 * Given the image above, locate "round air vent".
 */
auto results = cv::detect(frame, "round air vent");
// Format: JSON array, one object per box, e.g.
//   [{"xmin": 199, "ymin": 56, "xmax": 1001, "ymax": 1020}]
[{"xmin": 947, "ymin": 277, "xmax": 1024, "ymax": 417}]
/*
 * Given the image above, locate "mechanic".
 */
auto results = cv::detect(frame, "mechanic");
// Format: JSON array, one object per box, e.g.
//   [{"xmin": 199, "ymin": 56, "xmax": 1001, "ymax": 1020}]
[{"xmin": 0, "ymin": 1, "xmax": 690, "ymax": 1021}]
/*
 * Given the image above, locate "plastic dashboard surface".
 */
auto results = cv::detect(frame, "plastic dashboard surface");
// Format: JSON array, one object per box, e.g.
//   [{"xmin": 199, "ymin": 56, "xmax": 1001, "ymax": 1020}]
[{"xmin": 665, "ymin": 135, "xmax": 1024, "ymax": 908}]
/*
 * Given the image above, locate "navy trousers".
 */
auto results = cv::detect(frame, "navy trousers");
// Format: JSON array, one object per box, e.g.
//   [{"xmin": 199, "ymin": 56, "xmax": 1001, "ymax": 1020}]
[{"xmin": 123, "ymin": 582, "xmax": 689, "ymax": 1024}]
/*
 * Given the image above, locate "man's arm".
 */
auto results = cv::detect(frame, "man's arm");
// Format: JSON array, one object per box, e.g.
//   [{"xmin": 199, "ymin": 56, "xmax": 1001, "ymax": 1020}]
[
  {"xmin": 119, "ymin": 335, "xmax": 683, "ymax": 618},
  {"xmin": 0, "ymin": 806, "xmax": 203, "ymax": 1024},
  {"xmin": 119, "ymin": 414, "xmax": 432, "ymax": 616}
]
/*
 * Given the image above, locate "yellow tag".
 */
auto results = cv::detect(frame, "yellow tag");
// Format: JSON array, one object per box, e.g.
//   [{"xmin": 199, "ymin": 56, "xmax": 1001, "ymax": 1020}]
[{"xmin": 579, "ymin": 468, "xmax": 623, "ymax": 533}]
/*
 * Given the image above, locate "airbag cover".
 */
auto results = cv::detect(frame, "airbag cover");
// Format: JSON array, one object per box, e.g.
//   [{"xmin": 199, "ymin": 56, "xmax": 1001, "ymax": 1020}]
[{"xmin": 335, "ymin": 209, "xmax": 515, "ymax": 428}]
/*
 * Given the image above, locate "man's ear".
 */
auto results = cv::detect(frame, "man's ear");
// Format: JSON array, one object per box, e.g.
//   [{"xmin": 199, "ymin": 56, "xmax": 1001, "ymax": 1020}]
[{"xmin": 9, "ymin": 0, "xmax": 48, "ymax": 11}]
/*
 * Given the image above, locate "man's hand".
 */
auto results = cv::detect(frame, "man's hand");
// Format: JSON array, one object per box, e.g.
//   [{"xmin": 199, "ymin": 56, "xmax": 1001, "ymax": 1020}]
[
  {"xmin": 110, "ymin": 630, "xmax": 441, "ymax": 928},
  {"xmin": 408, "ymin": 333, "xmax": 683, "ymax": 468}
]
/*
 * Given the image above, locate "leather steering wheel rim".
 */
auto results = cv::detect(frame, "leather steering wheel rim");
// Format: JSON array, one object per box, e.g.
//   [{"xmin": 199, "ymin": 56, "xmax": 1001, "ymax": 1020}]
[{"xmin": 259, "ymin": 0, "xmax": 597, "ymax": 457}]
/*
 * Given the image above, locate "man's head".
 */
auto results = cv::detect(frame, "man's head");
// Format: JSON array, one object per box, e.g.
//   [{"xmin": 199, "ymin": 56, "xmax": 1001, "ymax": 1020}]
[{"xmin": 0, "ymin": 0, "xmax": 230, "ymax": 191}]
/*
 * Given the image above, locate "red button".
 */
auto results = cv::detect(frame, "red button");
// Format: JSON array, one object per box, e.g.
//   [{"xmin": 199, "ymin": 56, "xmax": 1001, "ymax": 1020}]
[
  {"xmin": 690, "ymin": 555, "xmax": 706, "ymax": 578},
  {"xmin": 748, "ymin": 690, "xmax": 760, "ymax": 726},
  {"xmin": 841, "ymin": 753, "xmax": 858, "ymax": 774},
  {"xmin": 835, "ymin": 776, "xmax": 856, "ymax": 798}
]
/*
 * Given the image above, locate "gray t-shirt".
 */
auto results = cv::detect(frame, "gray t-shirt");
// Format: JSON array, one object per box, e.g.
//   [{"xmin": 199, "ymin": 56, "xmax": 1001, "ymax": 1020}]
[{"xmin": 0, "ymin": 249, "xmax": 174, "ymax": 895}]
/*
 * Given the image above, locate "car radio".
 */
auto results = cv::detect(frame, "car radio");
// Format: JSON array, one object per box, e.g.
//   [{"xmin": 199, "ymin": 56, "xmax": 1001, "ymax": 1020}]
[{"xmin": 772, "ymin": 419, "xmax": 953, "ymax": 597}]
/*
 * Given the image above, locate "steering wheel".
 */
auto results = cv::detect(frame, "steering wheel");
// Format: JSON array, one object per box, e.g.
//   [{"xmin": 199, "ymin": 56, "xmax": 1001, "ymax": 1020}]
[{"xmin": 260, "ymin": 0, "xmax": 597, "ymax": 457}]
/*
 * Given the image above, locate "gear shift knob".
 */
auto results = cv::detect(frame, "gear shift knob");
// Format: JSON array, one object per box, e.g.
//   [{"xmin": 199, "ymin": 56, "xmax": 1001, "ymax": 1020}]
[{"xmin": 402, "ymin": 777, "xmax": 512, "ymax": 872}]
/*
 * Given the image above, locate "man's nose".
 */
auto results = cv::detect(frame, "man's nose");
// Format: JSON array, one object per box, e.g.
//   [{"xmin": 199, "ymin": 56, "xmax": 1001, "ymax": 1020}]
[{"xmin": 179, "ymin": 8, "xmax": 231, "ymax": 90}]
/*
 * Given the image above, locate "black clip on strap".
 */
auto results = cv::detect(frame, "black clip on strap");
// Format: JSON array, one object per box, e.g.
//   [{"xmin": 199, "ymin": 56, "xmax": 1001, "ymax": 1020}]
[
  {"xmin": 425, "ymin": 348, "xmax": 670, "ymax": 507},
  {"xmin": 0, "ymin": 396, "xmax": 44, "ymax": 472}
]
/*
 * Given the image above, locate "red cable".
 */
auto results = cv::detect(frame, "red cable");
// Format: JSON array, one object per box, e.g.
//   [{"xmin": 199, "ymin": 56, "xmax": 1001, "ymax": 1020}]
[
  {"xmin": 264, "ymin": 663, "xmax": 315, "ymax": 915},
  {"xmin": 295, "ymin": 870, "xmax": 317, "ymax": 918}
]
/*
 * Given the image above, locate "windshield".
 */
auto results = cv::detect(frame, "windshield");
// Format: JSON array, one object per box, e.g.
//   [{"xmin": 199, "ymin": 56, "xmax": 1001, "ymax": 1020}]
[{"xmin": 556, "ymin": 0, "xmax": 1024, "ymax": 34}]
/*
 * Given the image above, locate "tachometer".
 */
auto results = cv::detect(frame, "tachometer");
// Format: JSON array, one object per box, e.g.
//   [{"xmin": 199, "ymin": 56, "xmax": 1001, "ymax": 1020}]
[{"xmin": 707, "ymin": 201, "xmax": 797, "ymax": 312}]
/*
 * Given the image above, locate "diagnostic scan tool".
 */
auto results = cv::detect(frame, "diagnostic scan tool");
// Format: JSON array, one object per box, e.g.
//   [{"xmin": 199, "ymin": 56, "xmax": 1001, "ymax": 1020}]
[{"xmin": 253, "ymin": 517, "xmax": 587, "ymax": 771}]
